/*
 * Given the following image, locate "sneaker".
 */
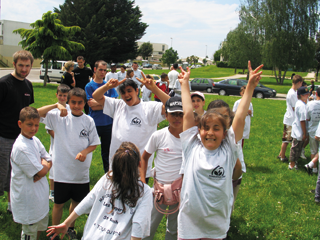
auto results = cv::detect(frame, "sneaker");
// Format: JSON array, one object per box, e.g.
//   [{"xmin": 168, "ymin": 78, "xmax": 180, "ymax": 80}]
[
  {"xmin": 304, "ymin": 164, "xmax": 313, "ymax": 175},
  {"xmin": 288, "ymin": 164, "xmax": 294, "ymax": 170},
  {"xmin": 310, "ymin": 189, "xmax": 315, "ymax": 194},
  {"xmin": 300, "ymin": 149, "xmax": 307, "ymax": 159},
  {"xmin": 67, "ymin": 228, "xmax": 78, "ymax": 240},
  {"xmin": 281, "ymin": 157, "xmax": 289, "ymax": 162},
  {"xmin": 49, "ymin": 194, "xmax": 54, "ymax": 202}
]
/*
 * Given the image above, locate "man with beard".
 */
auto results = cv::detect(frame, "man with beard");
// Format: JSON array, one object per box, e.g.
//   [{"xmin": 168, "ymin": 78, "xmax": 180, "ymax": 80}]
[{"xmin": 0, "ymin": 50, "xmax": 34, "ymax": 214}]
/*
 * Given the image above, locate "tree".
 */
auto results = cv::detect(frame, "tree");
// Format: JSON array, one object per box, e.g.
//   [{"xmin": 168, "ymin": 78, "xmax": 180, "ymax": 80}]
[
  {"xmin": 314, "ymin": 32, "xmax": 320, "ymax": 81},
  {"xmin": 13, "ymin": 11, "xmax": 84, "ymax": 86},
  {"xmin": 214, "ymin": 49, "xmax": 222, "ymax": 62},
  {"xmin": 161, "ymin": 48, "xmax": 179, "ymax": 67},
  {"xmin": 54, "ymin": 0, "xmax": 148, "ymax": 68},
  {"xmin": 239, "ymin": 0, "xmax": 318, "ymax": 84},
  {"xmin": 139, "ymin": 42, "xmax": 153, "ymax": 60},
  {"xmin": 188, "ymin": 55, "xmax": 199, "ymax": 65}
]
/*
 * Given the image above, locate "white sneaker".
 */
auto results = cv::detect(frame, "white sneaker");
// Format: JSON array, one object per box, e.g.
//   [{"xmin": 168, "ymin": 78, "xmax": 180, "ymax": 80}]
[
  {"xmin": 49, "ymin": 194, "xmax": 54, "ymax": 202},
  {"xmin": 300, "ymin": 149, "xmax": 307, "ymax": 159}
]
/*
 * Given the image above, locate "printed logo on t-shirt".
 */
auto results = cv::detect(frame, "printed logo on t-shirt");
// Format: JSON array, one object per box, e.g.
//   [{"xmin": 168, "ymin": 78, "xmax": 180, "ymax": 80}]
[
  {"xmin": 79, "ymin": 129, "xmax": 89, "ymax": 138},
  {"xmin": 130, "ymin": 117, "xmax": 141, "ymax": 127},
  {"xmin": 24, "ymin": 93, "xmax": 30, "ymax": 96},
  {"xmin": 209, "ymin": 165, "xmax": 225, "ymax": 179}
]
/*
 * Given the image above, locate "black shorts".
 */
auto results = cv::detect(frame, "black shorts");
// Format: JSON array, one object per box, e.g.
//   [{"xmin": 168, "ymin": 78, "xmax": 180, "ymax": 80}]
[{"xmin": 54, "ymin": 182, "xmax": 90, "ymax": 204}]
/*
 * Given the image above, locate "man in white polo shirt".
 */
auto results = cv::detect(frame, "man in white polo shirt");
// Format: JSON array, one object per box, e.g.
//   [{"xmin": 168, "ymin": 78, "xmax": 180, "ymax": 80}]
[{"xmin": 168, "ymin": 63, "xmax": 179, "ymax": 92}]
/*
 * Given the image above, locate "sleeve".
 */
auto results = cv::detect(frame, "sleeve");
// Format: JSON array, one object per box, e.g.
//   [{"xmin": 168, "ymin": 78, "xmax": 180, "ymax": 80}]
[
  {"xmin": 14, "ymin": 151, "xmax": 44, "ymax": 179},
  {"xmin": 179, "ymin": 152, "xmax": 186, "ymax": 174},
  {"xmin": 37, "ymin": 139, "xmax": 52, "ymax": 162},
  {"xmin": 225, "ymin": 127, "xmax": 240, "ymax": 165},
  {"xmin": 233, "ymin": 100, "xmax": 239, "ymax": 112},
  {"xmin": 250, "ymin": 102, "xmax": 253, "ymax": 117},
  {"xmin": 102, "ymin": 97, "xmax": 119, "ymax": 118},
  {"xmin": 85, "ymin": 83, "xmax": 93, "ymax": 101},
  {"xmin": 146, "ymin": 102, "xmax": 165, "ymax": 124},
  {"xmin": 299, "ymin": 105, "xmax": 307, "ymax": 121},
  {"xmin": 88, "ymin": 119, "xmax": 101, "ymax": 146},
  {"xmin": 29, "ymin": 81, "xmax": 34, "ymax": 105},
  {"xmin": 61, "ymin": 73, "xmax": 73, "ymax": 86},
  {"xmin": 144, "ymin": 132, "xmax": 158, "ymax": 155},
  {"xmin": 307, "ymin": 104, "xmax": 311, "ymax": 120},
  {"xmin": 289, "ymin": 93, "xmax": 297, "ymax": 109},
  {"xmin": 42, "ymin": 111, "xmax": 58, "ymax": 132},
  {"xmin": 87, "ymin": 68, "xmax": 93, "ymax": 77},
  {"xmin": 179, "ymin": 126, "xmax": 199, "ymax": 163},
  {"xmin": 131, "ymin": 186, "xmax": 153, "ymax": 238}
]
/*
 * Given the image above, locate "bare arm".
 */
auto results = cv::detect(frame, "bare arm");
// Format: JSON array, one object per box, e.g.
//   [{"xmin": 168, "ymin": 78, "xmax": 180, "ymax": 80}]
[
  {"xmin": 92, "ymin": 78, "xmax": 125, "ymax": 106},
  {"xmin": 75, "ymin": 145, "xmax": 97, "ymax": 162},
  {"xmin": 301, "ymin": 121, "xmax": 307, "ymax": 141},
  {"xmin": 48, "ymin": 130, "xmax": 54, "ymax": 138},
  {"xmin": 232, "ymin": 61, "xmax": 263, "ymax": 142},
  {"xmin": 131, "ymin": 237, "xmax": 141, "ymax": 240},
  {"xmin": 232, "ymin": 159, "xmax": 242, "ymax": 180},
  {"xmin": 34, "ymin": 159, "xmax": 52, "ymax": 182},
  {"xmin": 140, "ymin": 151, "xmax": 152, "ymax": 183},
  {"xmin": 37, "ymin": 103, "xmax": 67, "ymax": 118},
  {"xmin": 87, "ymin": 98, "xmax": 103, "ymax": 111},
  {"xmin": 47, "ymin": 211, "xmax": 79, "ymax": 239}
]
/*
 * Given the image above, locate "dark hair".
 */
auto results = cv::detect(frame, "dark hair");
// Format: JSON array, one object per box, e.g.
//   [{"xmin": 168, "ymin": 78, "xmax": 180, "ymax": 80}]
[
  {"xmin": 95, "ymin": 60, "xmax": 107, "ymax": 69},
  {"xmin": 173, "ymin": 63, "xmax": 178, "ymax": 69},
  {"xmin": 107, "ymin": 142, "xmax": 143, "ymax": 213},
  {"xmin": 161, "ymin": 73, "xmax": 168, "ymax": 79},
  {"xmin": 19, "ymin": 107, "xmax": 40, "ymax": 122},
  {"xmin": 77, "ymin": 56, "xmax": 85, "ymax": 61},
  {"xmin": 207, "ymin": 99, "xmax": 234, "ymax": 127},
  {"xmin": 240, "ymin": 86, "xmax": 246, "ymax": 93},
  {"xmin": 68, "ymin": 87, "xmax": 87, "ymax": 103},
  {"xmin": 121, "ymin": 65, "xmax": 127, "ymax": 70},
  {"xmin": 13, "ymin": 50, "xmax": 34, "ymax": 65},
  {"xmin": 119, "ymin": 79, "xmax": 138, "ymax": 94},
  {"xmin": 302, "ymin": 81, "xmax": 307, "ymax": 87},
  {"xmin": 199, "ymin": 109, "xmax": 227, "ymax": 132},
  {"xmin": 57, "ymin": 84, "xmax": 71, "ymax": 94},
  {"xmin": 146, "ymin": 74, "xmax": 154, "ymax": 80},
  {"xmin": 126, "ymin": 69, "xmax": 133, "ymax": 78},
  {"xmin": 132, "ymin": 62, "xmax": 138, "ymax": 65},
  {"xmin": 292, "ymin": 75, "xmax": 303, "ymax": 84}
]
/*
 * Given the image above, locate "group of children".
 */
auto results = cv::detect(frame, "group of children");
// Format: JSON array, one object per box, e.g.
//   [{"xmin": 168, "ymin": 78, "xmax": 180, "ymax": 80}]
[{"xmin": 10, "ymin": 61, "xmax": 261, "ymax": 240}]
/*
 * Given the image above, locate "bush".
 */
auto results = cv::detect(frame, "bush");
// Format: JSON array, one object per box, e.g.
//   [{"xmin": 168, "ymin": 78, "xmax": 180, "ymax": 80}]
[{"xmin": 217, "ymin": 61, "xmax": 229, "ymax": 68}]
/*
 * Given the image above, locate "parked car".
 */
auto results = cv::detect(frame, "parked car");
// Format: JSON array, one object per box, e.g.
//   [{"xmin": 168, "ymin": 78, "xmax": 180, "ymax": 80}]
[
  {"xmin": 190, "ymin": 78, "xmax": 215, "ymax": 93},
  {"xmin": 196, "ymin": 65, "xmax": 202, "ymax": 68},
  {"xmin": 124, "ymin": 62, "xmax": 132, "ymax": 68},
  {"xmin": 190, "ymin": 65, "xmax": 196, "ymax": 69},
  {"xmin": 39, "ymin": 60, "xmax": 78, "ymax": 83},
  {"xmin": 152, "ymin": 64, "xmax": 162, "ymax": 70},
  {"xmin": 212, "ymin": 79, "xmax": 277, "ymax": 98},
  {"xmin": 138, "ymin": 65, "xmax": 143, "ymax": 70},
  {"xmin": 149, "ymin": 74, "xmax": 160, "ymax": 81},
  {"xmin": 143, "ymin": 63, "xmax": 152, "ymax": 68}
]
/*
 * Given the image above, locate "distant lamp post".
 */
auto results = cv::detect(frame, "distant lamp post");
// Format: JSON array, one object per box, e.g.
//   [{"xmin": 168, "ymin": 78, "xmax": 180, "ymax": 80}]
[
  {"xmin": 171, "ymin": 38, "xmax": 173, "ymax": 48},
  {"xmin": 205, "ymin": 45, "xmax": 207, "ymax": 58}
]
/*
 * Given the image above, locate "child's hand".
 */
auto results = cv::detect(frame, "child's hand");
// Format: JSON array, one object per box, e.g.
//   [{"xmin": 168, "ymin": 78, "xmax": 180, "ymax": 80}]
[
  {"xmin": 178, "ymin": 66, "xmax": 190, "ymax": 85},
  {"xmin": 33, "ymin": 174, "xmax": 42, "ymax": 182},
  {"xmin": 247, "ymin": 109, "xmax": 252, "ymax": 116},
  {"xmin": 247, "ymin": 61, "xmax": 263, "ymax": 88},
  {"xmin": 57, "ymin": 103, "xmax": 68, "ymax": 117},
  {"xmin": 47, "ymin": 223, "xmax": 68, "ymax": 240},
  {"xmin": 75, "ymin": 151, "xmax": 87, "ymax": 162},
  {"xmin": 137, "ymin": 77, "xmax": 156, "ymax": 91},
  {"xmin": 106, "ymin": 78, "xmax": 125, "ymax": 89},
  {"xmin": 87, "ymin": 98, "xmax": 100, "ymax": 107}
]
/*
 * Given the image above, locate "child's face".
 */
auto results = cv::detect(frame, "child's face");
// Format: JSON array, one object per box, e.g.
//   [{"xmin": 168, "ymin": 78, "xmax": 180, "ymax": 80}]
[
  {"xmin": 69, "ymin": 95, "xmax": 85, "ymax": 116},
  {"xmin": 121, "ymin": 86, "xmax": 140, "ymax": 106},
  {"xmin": 56, "ymin": 91, "xmax": 68, "ymax": 105},
  {"xmin": 215, "ymin": 107, "xmax": 231, "ymax": 128},
  {"xmin": 18, "ymin": 118, "xmax": 40, "ymax": 139},
  {"xmin": 121, "ymin": 67, "xmax": 125, "ymax": 73},
  {"xmin": 165, "ymin": 112, "xmax": 183, "ymax": 129},
  {"xmin": 192, "ymin": 96, "xmax": 205, "ymax": 111},
  {"xmin": 130, "ymin": 72, "xmax": 134, "ymax": 78},
  {"xmin": 199, "ymin": 117, "xmax": 227, "ymax": 151},
  {"xmin": 300, "ymin": 94, "xmax": 309, "ymax": 103}
]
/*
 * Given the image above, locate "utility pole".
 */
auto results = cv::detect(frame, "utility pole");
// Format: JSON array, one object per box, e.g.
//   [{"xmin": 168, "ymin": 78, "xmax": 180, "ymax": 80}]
[{"xmin": 171, "ymin": 38, "xmax": 173, "ymax": 48}]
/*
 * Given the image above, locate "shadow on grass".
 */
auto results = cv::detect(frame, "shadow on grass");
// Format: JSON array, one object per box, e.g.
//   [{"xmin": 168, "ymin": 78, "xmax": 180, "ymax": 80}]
[
  {"xmin": 246, "ymin": 165, "xmax": 272, "ymax": 173},
  {"xmin": 229, "ymin": 215, "xmax": 266, "ymax": 240}
]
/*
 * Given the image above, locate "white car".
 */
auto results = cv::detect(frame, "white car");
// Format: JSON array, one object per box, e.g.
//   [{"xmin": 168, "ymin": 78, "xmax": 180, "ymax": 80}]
[
  {"xmin": 152, "ymin": 64, "xmax": 162, "ymax": 70},
  {"xmin": 39, "ymin": 60, "xmax": 78, "ymax": 83}
]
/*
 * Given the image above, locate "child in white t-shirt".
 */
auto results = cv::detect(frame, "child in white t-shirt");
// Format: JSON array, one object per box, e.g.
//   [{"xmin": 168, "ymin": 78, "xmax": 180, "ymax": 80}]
[
  {"xmin": 11, "ymin": 107, "xmax": 52, "ymax": 240},
  {"xmin": 44, "ymin": 84, "xmax": 71, "ymax": 202},
  {"xmin": 141, "ymin": 75, "xmax": 153, "ymax": 102},
  {"xmin": 141, "ymin": 96, "xmax": 184, "ymax": 240},
  {"xmin": 38, "ymin": 88, "xmax": 100, "ymax": 239},
  {"xmin": 178, "ymin": 62, "xmax": 263, "ymax": 240},
  {"xmin": 289, "ymin": 86, "xmax": 310, "ymax": 169},
  {"xmin": 191, "ymin": 91, "xmax": 206, "ymax": 117},
  {"xmin": 233, "ymin": 86, "xmax": 253, "ymax": 147},
  {"xmin": 47, "ymin": 142, "xmax": 153, "ymax": 240},
  {"xmin": 92, "ymin": 78, "xmax": 170, "ymax": 183}
]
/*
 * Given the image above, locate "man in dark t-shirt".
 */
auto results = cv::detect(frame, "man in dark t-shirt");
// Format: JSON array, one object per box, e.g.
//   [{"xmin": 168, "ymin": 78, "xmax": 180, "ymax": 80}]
[
  {"xmin": 0, "ymin": 50, "xmax": 34, "ymax": 214},
  {"xmin": 73, "ymin": 56, "xmax": 93, "ymax": 114}
]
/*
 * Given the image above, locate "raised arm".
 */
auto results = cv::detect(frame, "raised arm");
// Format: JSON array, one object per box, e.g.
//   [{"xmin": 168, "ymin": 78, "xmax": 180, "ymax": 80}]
[
  {"xmin": 140, "ymin": 151, "xmax": 152, "ymax": 184},
  {"xmin": 232, "ymin": 61, "xmax": 263, "ymax": 142},
  {"xmin": 92, "ymin": 78, "xmax": 125, "ymax": 106},
  {"xmin": 179, "ymin": 67, "xmax": 194, "ymax": 131},
  {"xmin": 37, "ymin": 103, "xmax": 67, "ymax": 118}
]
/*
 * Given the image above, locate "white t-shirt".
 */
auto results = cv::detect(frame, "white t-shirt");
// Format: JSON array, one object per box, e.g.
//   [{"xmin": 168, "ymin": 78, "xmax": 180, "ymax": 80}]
[
  {"xmin": 283, "ymin": 88, "xmax": 298, "ymax": 126},
  {"xmin": 117, "ymin": 71, "xmax": 126, "ymax": 81},
  {"xmin": 74, "ymin": 175, "xmax": 153, "ymax": 240},
  {"xmin": 144, "ymin": 127, "xmax": 182, "ymax": 184},
  {"xmin": 168, "ymin": 69, "xmax": 179, "ymax": 89},
  {"xmin": 307, "ymin": 100, "xmax": 320, "ymax": 138},
  {"xmin": 141, "ymin": 85, "xmax": 152, "ymax": 102},
  {"xmin": 103, "ymin": 98, "xmax": 165, "ymax": 177},
  {"xmin": 233, "ymin": 99, "xmax": 253, "ymax": 139},
  {"xmin": 43, "ymin": 111, "xmax": 100, "ymax": 183},
  {"xmin": 133, "ymin": 70, "xmax": 144, "ymax": 88},
  {"xmin": 10, "ymin": 134, "xmax": 52, "ymax": 225},
  {"xmin": 105, "ymin": 72, "xmax": 119, "ymax": 82},
  {"xmin": 291, "ymin": 100, "xmax": 307, "ymax": 141},
  {"xmin": 178, "ymin": 126, "xmax": 239, "ymax": 239}
]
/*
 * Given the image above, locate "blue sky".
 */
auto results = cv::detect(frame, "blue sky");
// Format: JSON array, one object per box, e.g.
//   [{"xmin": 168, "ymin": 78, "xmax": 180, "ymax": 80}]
[{"xmin": 1, "ymin": 0, "xmax": 240, "ymax": 59}]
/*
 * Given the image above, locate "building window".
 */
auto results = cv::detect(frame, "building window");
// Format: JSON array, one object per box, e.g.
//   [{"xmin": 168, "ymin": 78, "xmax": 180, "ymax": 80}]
[{"xmin": 162, "ymin": 45, "xmax": 165, "ymax": 51}]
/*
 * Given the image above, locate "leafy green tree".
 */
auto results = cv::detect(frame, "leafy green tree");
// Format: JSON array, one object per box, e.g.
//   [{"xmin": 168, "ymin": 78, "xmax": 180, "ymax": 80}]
[
  {"xmin": 214, "ymin": 49, "xmax": 222, "ymax": 62},
  {"xmin": 54, "ymin": 0, "xmax": 148, "ymax": 68},
  {"xmin": 161, "ymin": 48, "xmax": 179, "ymax": 67},
  {"xmin": 203, "ymin": 58, "xmax": 207, "ymax": 65},
  {"xmin": 139, "ymin": 42, "xmax": 153, "ymax": 60},
  {"xmin": 13, "ymin": 11, "xmax": 84, "ymax": 86},
  {"xmin": 314, "ymin": 32, "xmax": 320, "ymax": 81},
  {"xmin": 239, "ymin": 0, "xmax": 318, "ymax": 84},
  {"xmin": 188, "ymin": 55, "xmax": 199, "ymax": 65}
]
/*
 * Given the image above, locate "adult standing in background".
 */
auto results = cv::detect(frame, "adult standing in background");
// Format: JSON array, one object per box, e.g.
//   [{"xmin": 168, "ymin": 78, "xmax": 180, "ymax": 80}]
[
  {"xmin": 105, "ymin": 63, "xmax": 118, "ymax": 81},
  {"xmin": 73, "ymin": 56, "xmax": 93, "ymax": 114},
  {"xmin": 132, "ymin": 62, "xmax": 145, "ymax": 96},
  {"xmin": 0, "ymin": 50, "xmax": 34, "ymax": 214},
  {"xmin": 61, "ymin": 61, "xmax": 75, "ymax": 89},
  {"xmin": 117, "ymin": 65, "xmax": 126, "ymax": 81},
  {"xmin": 168, "ymin": 63, "xmax": 179, "ymax": 92}
]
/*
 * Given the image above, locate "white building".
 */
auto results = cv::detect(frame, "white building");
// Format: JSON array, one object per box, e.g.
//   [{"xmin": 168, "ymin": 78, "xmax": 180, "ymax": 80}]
[{"xmin": 137, "ymin": 41, "xmax": 168, "ymax": 62}]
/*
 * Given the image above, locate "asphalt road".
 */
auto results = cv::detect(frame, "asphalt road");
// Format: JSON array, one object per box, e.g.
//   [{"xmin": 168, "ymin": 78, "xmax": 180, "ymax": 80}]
[{"xmin": 0, "ymin": 68, "xmax": 286, "ymax": 100}]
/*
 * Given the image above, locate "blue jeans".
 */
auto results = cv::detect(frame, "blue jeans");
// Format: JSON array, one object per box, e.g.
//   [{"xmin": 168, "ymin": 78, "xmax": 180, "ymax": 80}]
[{"xmin": 96, "ymin": 124, "xmax": 112, "ymax": 173}]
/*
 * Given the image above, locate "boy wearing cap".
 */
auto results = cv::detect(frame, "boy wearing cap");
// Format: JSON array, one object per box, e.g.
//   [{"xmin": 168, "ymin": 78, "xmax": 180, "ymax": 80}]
[
  {"xmin": 289, "ymin": 86, "xmax": 310, "ymax": 170},
  {"xmin": 191, "ymin": 91, "xmax": 206, "ymax": 117},
  {"xmin": 140, "ymin": 96, "xmax": 183, "ymax": 240},
  {"xmin": 105, "ymin": 63, "xmax": 118, "ymax": 81}
]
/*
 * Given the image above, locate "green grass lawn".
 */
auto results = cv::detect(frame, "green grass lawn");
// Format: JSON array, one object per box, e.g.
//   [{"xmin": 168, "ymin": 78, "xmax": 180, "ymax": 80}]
[{"xmin": 1, "ymin": 83, "xmax": 320, "ymax": 239}]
